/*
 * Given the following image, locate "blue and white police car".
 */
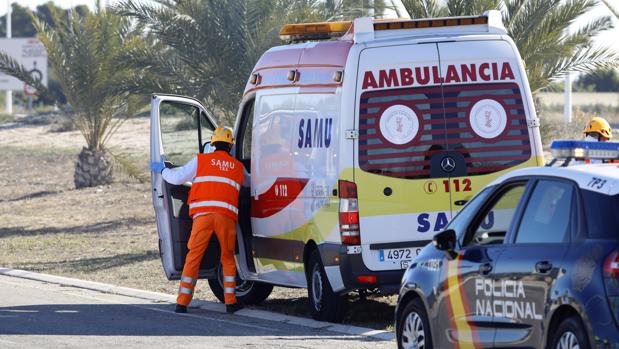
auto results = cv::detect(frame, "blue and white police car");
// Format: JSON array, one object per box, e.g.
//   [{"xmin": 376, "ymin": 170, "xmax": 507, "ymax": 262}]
[{"xmin": 395, "ymin": 140, "xmax": 619, "ymax": 349}]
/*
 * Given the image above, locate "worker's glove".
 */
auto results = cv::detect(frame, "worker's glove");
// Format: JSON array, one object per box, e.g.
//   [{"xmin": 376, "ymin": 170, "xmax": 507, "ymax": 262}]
[{"xmin": 150, "ymin": 161, "xmax": 166, "ymax": 173}]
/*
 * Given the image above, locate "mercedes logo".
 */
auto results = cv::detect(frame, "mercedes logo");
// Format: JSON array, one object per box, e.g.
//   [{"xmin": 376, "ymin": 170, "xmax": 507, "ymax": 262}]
[{"xmin": 441, "ymin": 157, "xmax": 456, "ymax": 173}]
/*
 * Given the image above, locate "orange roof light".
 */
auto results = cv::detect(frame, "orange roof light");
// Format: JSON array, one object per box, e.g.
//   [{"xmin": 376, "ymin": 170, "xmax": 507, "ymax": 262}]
[
  {"xmin": 374, "ymin": 15, "xmax": 488, "ymax": 31},
  {"xmin": 280, "ymin": 21, "xmax": 352, "ymax": 42}
]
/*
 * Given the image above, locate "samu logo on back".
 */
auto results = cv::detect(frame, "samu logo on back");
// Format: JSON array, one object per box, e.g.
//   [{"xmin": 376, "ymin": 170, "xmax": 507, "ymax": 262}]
[
  {"xmin": 298, "ymin": 117, "xmax": 333, "ymax": 148},
  {"xmin": 211, "ymin": 159, "xmax": 235, "ymax": 171}
]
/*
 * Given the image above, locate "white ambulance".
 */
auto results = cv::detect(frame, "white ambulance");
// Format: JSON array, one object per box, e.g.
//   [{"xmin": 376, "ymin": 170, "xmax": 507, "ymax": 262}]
[{"xmin": 150, "ymin": 10, "xmax": 544, "ymax": 322}]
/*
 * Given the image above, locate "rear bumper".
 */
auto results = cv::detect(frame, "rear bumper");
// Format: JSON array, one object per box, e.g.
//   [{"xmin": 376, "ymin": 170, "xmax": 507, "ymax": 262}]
[{"xmin": 337, "ymin": 246, "xmax": 404, "ymax": 294}]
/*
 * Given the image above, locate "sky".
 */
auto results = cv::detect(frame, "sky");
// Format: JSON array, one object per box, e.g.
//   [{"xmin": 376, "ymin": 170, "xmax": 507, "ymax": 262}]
[{"xmin": 0, "ymin": 0, "xmax": 618, "ymax": 53}]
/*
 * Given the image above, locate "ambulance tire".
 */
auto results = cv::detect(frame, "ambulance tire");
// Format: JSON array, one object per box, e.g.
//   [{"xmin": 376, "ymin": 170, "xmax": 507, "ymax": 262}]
[
  {"xmin": 397, "ymin": 298, "xmax": 433, "ymax": 349},
  {"xmin": 550, "ymin": 316, "xmax": 590, "ymax": 349},
  {"xmin": 208, "ymin": 265, "xmax": 273, "ymax": 306},
  {"xmin": 307, "ymin": 250, "xmax": 346, "ymax": 323}
]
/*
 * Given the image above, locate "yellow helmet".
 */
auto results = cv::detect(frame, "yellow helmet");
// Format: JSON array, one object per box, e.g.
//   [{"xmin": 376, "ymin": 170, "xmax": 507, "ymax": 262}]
[
  {"xmin": 211, "ymin": 126, "xmax": 234, "ymax": 144},
  {"xmin": 584, "ymin": 116, "xmax": 612, "ymax": 140}
]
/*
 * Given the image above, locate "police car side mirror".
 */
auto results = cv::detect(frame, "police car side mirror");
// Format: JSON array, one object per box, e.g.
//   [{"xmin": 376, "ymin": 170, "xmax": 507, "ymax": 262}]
[{"xmin": 433, "ymin": 229, "xmax": 458, "ymax": 258}]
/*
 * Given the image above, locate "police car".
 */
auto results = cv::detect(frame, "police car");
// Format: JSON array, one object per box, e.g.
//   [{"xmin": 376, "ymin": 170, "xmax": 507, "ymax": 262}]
[{"xmin": 395, "ymin": 140, "xmax": 619, "ymax": 349}]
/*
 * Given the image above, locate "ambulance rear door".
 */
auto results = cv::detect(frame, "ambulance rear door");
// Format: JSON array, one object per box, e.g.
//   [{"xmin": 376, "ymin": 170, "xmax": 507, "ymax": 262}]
[
  {"xmin": 150, "ymin": 94, "xmax": 219, "ymax": 280},
  {"xmin": 435, "ymin": 39, "xmax": 537, "ymax": 216},
  {"xmin": 355, "ymin": 43, "xmax": 450, "ymax": 272}
]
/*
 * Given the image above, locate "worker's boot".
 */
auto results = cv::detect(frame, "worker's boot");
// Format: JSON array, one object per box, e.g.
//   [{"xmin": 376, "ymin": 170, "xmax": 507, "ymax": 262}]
[
  {"xmin": 175, "ymin": 304, "xmax": 188, "ymax": 313},
  {"xmin": 226, "ymin": 303, "xmax": 243, "ymax": 314}
]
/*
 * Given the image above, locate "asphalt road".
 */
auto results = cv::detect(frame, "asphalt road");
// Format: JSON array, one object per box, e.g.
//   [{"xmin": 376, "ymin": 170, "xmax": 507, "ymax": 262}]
[{"xmin": 0, "ymin": 275, "xmax": 393, "ymax": 349}]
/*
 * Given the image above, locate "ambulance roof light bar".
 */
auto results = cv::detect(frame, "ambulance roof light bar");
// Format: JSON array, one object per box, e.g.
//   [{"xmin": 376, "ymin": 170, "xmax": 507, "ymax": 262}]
[
  {"xmin": 279, "ymin": 21, "xmax": 352, "ymax": 43},
  {"xmin": 549, "ymin": 140, "xmax": 619, "ymax": 166},
  {"xmin": 280, "ymin": 10, "xmax": 505, "ymax": 43},
  {"xmin": 373, "ymin": 10, "xmax": 505, "ymax": 34}
]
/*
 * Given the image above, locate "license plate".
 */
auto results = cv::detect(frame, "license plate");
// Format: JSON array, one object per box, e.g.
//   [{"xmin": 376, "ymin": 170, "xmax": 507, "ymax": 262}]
[{"xmin": 379, "ymin": 248, "xmax": 416, "ymax": 262}]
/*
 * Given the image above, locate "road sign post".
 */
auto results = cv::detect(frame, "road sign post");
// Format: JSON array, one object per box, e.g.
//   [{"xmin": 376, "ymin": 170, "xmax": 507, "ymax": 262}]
[
  {"xmin": 0, "ymin": 38, "xmax": 48, "ymax": 111},
  {"xmin": 4, "ymin": 0, "xmax": 12, "ymax": 115}
]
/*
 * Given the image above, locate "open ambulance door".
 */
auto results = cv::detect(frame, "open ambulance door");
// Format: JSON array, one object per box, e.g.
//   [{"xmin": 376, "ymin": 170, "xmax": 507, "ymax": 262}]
[{"xmin": 150, "ymin": 94, "xmax": 220, "ymax": 280}]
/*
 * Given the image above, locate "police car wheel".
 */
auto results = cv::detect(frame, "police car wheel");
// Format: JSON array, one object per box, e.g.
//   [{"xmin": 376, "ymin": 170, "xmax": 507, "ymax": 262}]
[
  {"xmin": 307, "ymin": 250, "xmax": 346, "ymax": 323},
  {"xmin": 397, "ymin": 298, "xmax": 432, "ymax": 349},
  {"xmin": 551, "ymin": 316, "xmax": 590, "ymax": 349},
  {"xmin": 207, "ymin": 264, "xmax": 273, "ymax": 306}
]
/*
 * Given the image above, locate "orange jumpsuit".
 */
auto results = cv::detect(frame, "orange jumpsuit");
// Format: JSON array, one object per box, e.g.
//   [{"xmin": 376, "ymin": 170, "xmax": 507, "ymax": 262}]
[{"xmin": 176, "ymin": 151, "xmax": 244, "ymax": 307}]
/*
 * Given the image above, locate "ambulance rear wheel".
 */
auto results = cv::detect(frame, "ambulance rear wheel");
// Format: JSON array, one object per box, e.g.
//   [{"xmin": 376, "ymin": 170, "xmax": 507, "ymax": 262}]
[
  {"xmin": 208, "ymin": 264, "xmax": 273, "ymax": 305},
  {"xmin": 397, "ymin": 298, "xmax": 432, "ymax": 349},
  {"xmin": 307, "ymin": 250, "xmax": 346, "ymax": 323},
  {"xmin": 550, "ymin": 316, "xmax": 590, "ymax": 349}
]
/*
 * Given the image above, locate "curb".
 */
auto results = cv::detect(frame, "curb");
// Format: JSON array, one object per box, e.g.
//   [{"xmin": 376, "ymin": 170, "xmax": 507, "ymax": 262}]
[{"xmin": 0, "ymin": 268, "xmax": 395, "ymax": 341}]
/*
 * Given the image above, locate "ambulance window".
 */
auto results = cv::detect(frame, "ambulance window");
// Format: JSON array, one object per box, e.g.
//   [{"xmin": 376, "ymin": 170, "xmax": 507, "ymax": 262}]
[
  {"xmin": 515, "ymin": 180, "xmax": 573, "ymax": 244},
  {"xmin": 465, "ymin": 183, "xmax": 527, "ymax": 247},
  {"xmin": 159, "ymin": 101, "xmax": 201, "ymax": 165},
  {"xmin": 358, "ymin": 87, "xmax": 445, "ymax": 179},
  {"xmin": 357, "ymin": 83, "xmax": 531, "ymax": 179},
  {"xmin": 240, "ymin": 102, "xmax": 254, "ymax": 161},
  {"xmin": 443, "ymin": 83, "xmax": 531, "ymax": 176},
  {"xmin": 199, "ymin": 111, "xmax": 215, "ymax": 151}
]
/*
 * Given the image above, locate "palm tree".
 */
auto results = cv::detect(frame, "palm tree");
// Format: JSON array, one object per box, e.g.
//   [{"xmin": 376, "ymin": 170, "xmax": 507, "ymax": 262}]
[
  {"xmin": 0, "ymin": 4, "xmax": 144, "ymax": 188},
  {"xmin": 115, "ymin": 0, "xmax": 326, "ymax": 124},
  {"xmin": 601, "ymin": 0, "xmax": 618, "ymax": 19},
  {"xmin": 403, "ymin": 0, "xmax": 619, "ymax": 92}
]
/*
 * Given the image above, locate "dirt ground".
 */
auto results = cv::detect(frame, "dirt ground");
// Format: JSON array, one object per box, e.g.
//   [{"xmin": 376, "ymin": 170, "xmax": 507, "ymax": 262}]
[{"xmin": 0, "ymin": 113, "xmax": 397, "ymax": 330}]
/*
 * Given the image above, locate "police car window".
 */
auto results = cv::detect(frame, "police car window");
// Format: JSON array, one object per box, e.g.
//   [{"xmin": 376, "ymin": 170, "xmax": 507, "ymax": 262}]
[
  {"xmin": 466, "ymin": 184, "xmax": 526, "ymax": 247},
  {"xmin": 358, "ymin": 83, "xmax": 531, "ymax": 179},
  {"xmin": 444, "ymin": 187, "xmax": 492, "ymax": 239},
  {"xmin": 515, "ymin": 180, "xmax": 573, "ymax": 244},
  {"xmin": 160, "ymin": 102, "xmax": 201, "ymax": 165},
  {"xmin": 582, "ymin": 191, "xmax": 619, "ymax": 240}
]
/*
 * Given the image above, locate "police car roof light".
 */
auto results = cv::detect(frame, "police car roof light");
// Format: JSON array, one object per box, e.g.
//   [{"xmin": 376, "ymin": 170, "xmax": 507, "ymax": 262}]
[{"xmin": 550, "ymin": 140, "xmax": 619, "ymax": 160}]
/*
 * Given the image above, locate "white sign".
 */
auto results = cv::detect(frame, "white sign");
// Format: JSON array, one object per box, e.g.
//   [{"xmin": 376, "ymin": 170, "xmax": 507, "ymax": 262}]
[
  {"xmin": 469, "ymin": 99, "xmax": 507, "ymax": 139},
  {"xmin": 0, "ymin": 38, "xmax": 48, "ymax": 91},
  {"xmin": 379, "ymin": 104, "xmax": 419, "ymax": 145}
]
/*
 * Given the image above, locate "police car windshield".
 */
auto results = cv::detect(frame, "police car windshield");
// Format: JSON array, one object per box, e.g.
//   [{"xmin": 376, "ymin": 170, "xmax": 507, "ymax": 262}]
[{"xmin": 582, "ymin": 191, "xmax": 619, "ymax": 240}]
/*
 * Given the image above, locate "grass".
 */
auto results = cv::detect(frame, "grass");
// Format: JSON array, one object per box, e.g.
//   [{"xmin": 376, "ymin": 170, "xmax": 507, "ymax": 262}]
[{"xmin": 0, "ymin": 113, "xmax": 14, "ymax": 123}]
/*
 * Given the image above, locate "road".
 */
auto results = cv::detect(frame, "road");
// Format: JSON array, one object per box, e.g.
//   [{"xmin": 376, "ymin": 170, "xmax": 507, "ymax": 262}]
[{"xmin": 0, "ymin": 275, "xmax": 393, "ymax": 348}]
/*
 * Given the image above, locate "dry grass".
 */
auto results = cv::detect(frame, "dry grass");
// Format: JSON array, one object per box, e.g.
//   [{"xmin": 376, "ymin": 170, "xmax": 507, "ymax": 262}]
[{"xmin": 538, "ymin": 92, "xmax": 619, "ymax": 107}]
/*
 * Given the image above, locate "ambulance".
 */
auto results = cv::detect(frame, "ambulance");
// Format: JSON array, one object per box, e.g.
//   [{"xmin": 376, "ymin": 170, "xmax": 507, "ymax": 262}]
[{"xmin": 150, "ymin": 10, "xmax": 544, "ymax": 322}]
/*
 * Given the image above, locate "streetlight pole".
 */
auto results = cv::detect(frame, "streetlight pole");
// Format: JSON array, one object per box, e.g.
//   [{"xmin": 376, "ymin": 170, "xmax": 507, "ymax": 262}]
[
  {"xmin": 5, "ymin": 0, "xmax": 12, "ymax": 115},
  {"xmin": 563, "ymin": 25, "xmax": 572, "ymax": 124}
]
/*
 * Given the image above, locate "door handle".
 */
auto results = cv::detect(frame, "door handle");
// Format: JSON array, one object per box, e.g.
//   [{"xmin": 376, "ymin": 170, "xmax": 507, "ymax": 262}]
[
  {"xmin": 479, "ymin": 263, "xmax": 493, "ymax": 275},
  {"xmin": 535, "ymin": 261, "xmax": 553, "ymax": 274}
]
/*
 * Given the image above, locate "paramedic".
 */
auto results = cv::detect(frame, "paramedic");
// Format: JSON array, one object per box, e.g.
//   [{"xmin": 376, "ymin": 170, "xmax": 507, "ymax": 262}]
[{"xmin": 151, "ymin": 126, "xmax": 245, "ymax": 314}]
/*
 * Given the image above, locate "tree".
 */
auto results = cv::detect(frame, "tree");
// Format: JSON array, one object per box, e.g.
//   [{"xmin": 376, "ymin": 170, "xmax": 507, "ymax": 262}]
[
  {"xmin": 116, "ymin": 0, "xmax": 401, "ymax": 124},
  {"xmin": 574, "ymin": 67, "xmax": 619, "ymax": 91},
  {"xmin": 402, "ymin": 0, "xmax": 619, "ymax": 92},
  {"xmin": 0, "ymin": 4, "xmax": 144, "ymax": 188}
]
